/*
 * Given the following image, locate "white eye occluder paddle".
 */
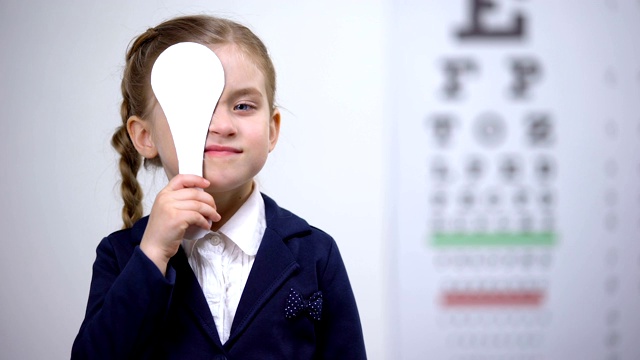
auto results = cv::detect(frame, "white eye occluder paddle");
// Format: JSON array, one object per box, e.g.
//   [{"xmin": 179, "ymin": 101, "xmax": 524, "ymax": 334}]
[{"xmin": 151, "ymin": 42, "xmax": 225, "ymax": 240}]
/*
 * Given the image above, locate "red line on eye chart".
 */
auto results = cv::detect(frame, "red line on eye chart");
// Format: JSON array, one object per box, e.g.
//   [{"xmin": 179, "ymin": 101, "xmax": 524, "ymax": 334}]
[{"xmin": 442, "ymin": 290, "xmax": 545, "ymax": 307}]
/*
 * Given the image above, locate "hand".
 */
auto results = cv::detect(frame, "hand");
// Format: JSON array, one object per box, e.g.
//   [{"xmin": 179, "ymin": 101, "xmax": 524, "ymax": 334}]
[{"xmin": 140, "ymin": 174, "xmax": 221, "ymax": 275}]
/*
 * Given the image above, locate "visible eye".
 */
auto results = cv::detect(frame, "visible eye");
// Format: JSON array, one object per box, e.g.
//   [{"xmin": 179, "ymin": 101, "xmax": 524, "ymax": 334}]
[{"xmin": 233, "ymin": 103, "xmax": 255, "ymax": 111}]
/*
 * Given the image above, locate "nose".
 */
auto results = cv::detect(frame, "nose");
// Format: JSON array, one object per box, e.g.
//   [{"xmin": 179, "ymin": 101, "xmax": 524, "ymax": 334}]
[{"xmin": 208, "ymin": 108, "xmax": 237, "ymax": 136}]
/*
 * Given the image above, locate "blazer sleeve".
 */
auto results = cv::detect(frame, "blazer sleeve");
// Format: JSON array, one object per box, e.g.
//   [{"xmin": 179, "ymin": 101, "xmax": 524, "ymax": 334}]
[
  {"xmin": 71, "ymin": 237, "xmax": 177, "ymax": 360},
  {"xmin": 315, "ymin": 238, "xmax": 367, "ymax": 359}
]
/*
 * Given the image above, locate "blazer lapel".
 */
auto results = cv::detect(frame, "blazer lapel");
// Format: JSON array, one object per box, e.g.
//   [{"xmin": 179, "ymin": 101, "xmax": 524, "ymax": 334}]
[
  {"xmin": 170, "ymin": 247, "xmax": 225, "ymax": 349},
  {"xmin": 226, "ymin": 226, "xmax": 299, "ymax": 344}
]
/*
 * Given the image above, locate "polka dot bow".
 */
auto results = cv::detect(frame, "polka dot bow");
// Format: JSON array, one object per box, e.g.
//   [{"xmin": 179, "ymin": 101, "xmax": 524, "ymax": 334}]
[{"xmin": 284, "ymin": 288, "xmax": 323, "ymax": 321}]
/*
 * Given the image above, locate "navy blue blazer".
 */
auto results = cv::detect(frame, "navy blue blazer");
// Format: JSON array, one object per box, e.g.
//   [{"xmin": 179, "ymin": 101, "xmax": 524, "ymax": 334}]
[{"xmin": 72, "ymin": 194, "xmax": 366, "ymax": 359}]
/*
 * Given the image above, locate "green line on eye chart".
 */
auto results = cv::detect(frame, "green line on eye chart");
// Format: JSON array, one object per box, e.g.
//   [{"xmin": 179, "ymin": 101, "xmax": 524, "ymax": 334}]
[{"xmin": 431, "ymin": 232, "xmax": 556, "ymax": 247}]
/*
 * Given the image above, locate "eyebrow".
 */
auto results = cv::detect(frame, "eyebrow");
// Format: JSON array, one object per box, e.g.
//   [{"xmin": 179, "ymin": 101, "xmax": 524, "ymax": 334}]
[{"xmin": 224, "ymin": 87, "xmax": 264, "ymax": 99}]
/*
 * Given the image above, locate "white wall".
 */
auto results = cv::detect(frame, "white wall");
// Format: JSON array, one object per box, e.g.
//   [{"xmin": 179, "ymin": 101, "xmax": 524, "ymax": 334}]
[{"xmin": 0, "ymin": 1, "xmax": 387, "ymax": 359}]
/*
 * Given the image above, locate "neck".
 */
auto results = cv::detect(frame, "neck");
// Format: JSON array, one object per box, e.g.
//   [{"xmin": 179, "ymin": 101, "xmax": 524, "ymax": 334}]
[{"xmin": 208, "ymin": 181, "xmax": 254, "ymax": 231}]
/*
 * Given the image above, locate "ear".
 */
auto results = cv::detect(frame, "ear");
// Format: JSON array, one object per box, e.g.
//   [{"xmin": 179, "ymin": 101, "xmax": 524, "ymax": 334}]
[
  {"xmin": 126, "ymin": 115, "xmax": 158, "ymax": 159},
  {"xmin": 268, "ymin": 108, "xmax": 281, "ymax": 152}
]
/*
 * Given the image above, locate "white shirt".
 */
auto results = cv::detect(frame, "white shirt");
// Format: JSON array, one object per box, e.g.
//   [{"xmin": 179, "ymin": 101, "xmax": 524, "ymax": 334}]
[{"xmin": 181, "ymin": 185, "xmax": 266, "ymax": 344}]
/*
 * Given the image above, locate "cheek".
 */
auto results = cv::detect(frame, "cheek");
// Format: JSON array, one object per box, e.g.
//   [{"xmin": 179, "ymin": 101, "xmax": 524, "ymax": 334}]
[
  {"xmin": 152, "ymin": 128, "xmax": 178, "ymax": 171},
  {"xmin": 152, "ymin": 122, "xmax": 175, "ymax": 154},
  {"xmin": 242, "ymin": 120, "xmax": 271, "ymax": 145},
  {"xmin": 260, "ymin": 126, "xmax": 275, "ymax": 152}
]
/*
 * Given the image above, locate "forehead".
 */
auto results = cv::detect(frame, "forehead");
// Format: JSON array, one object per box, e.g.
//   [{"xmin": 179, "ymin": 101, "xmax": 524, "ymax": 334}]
[{"xmin": 209, "ymin": 44, "xmax": 266, "ymax": 93}]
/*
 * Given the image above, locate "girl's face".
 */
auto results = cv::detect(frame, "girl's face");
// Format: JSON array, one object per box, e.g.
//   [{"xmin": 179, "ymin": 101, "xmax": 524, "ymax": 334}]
[{"xmin": 149, "ymin": 43, "xmax": 280, "ymax": 195}]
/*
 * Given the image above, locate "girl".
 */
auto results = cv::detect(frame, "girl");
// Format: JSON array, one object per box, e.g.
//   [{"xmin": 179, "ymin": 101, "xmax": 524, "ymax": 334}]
[{"xmin": 72, "ymin": 15, "xmax": 366, "ymax": 359}]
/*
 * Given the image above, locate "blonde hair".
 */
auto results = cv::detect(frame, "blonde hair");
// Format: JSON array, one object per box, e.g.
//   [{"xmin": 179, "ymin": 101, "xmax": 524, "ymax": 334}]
[{"xmin": 112, "ymin": 15, "xmax": 277, "ymax": 228}]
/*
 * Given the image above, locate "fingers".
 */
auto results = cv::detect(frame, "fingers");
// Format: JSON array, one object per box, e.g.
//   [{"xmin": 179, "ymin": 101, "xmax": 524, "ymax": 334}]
[
  {"xmin": 155, "ymin": 177, "xmax": 221, "ymax": 222},
  {"xmin": 172, "ymin": 200, "xmax": 220, "ymax": 223},
  {"xmin": 167, "ymin": 174, "xmax": 211, "ymax": 191},
  {"xmin": 167, "ymin": 187, "xmax": 216, "ymax": 206},
  {"xmin": 156, "ymin": 185, "xmax": 220, "ymax": 221},
  {"xmin": 180, "ymin": 210, "xmax": 215, "ymax": 231}
]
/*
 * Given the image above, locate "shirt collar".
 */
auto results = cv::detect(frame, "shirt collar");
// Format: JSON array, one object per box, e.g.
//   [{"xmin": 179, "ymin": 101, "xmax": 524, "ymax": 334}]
[{"xmin": 217, "ymin": 183, "xmax": 265, "ymax": 256}]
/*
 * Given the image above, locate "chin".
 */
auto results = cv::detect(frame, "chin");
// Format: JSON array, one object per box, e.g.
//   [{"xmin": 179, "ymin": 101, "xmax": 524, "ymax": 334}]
[{"xmin": 204, "ymin": 178, "xmax": 254, "ymax": 195}]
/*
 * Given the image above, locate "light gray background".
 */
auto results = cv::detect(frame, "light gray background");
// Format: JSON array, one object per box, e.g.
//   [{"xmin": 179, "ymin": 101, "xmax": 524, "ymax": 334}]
[{"xmin": 0, "ymin": 1, "xmax": 387, "ymax": 359}]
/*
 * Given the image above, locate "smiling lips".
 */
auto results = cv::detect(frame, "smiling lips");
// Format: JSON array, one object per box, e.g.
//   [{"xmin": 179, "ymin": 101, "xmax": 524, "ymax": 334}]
[{"xmin": 204, "ymin": 144, "xmax": 242, "ymax": 157}]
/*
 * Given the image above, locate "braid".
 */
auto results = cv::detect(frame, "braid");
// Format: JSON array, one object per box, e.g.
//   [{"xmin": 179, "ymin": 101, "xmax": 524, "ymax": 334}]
[
  {"xmin": 111, "ymin": 29, "xmax": 155, "ymax": 229},
  {"xmin": 110, "ymin": 27, "xmax": 161, "ymax": 229},
  {"xmin": 111, "ymin": 123, "xmax": 143, "ymax": 229}
]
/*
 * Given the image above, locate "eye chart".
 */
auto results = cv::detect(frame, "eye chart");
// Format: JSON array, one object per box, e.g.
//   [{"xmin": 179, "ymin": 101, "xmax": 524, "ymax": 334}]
[{"xmin": 390, "ymin": 1, "xmax": 640, "ymax": 359}]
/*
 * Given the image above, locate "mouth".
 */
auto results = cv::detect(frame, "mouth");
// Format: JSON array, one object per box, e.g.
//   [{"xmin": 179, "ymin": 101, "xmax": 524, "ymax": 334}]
[{"xmin": 204, "ymin": 144, "xmax": 242, "ymax": 157}]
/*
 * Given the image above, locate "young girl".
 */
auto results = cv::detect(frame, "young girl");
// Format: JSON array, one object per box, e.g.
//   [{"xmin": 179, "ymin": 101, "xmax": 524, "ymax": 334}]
[{"xmin": 72, "ymin": 15, "xmax": 366, "ymax": 359}]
